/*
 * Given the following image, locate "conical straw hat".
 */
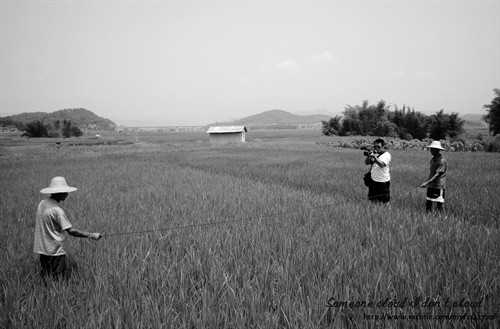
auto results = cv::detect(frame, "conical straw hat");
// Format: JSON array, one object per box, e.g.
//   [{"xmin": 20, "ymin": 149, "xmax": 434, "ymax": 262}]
[
  {"xmin": 424, "ymin": 141, "xmax": 446, "ymax": 151},
  {"xmin": 40, "ymin": 177, "xmax": 77, "ymax": 194}
]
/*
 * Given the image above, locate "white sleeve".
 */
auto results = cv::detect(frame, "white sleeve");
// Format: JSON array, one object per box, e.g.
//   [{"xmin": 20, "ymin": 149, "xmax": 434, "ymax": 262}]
[{"xmin": 379, "ymin": 152, "xmax": 391, "ymax": 166}]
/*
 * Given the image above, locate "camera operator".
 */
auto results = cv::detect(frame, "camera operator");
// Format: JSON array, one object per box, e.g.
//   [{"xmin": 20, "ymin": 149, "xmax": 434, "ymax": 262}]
[{"xmin": 364, "ymin": 138, "xmax": 391, "ymax": 203}]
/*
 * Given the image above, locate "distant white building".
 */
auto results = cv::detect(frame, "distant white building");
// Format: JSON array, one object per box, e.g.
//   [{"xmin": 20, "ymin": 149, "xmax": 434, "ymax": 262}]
[{"xmin": 207, "ymin": 126, "xmax": 247, "ymax": 144}]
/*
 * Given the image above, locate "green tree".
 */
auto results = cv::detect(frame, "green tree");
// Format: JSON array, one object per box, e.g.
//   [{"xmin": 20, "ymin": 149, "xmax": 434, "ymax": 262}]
[
  {"xmin": 329, "ymin": 100, "xmax": 461, "ymax": 140},
  {"xmin": 428, "ymin": 110, "xmax": 465, "ymax": 140},
  {"xmin": 22, "ymin": 120, "xmax": 49, "ymax": 138},
  {"xmin": 339, "ymin": 116, "xmax": 361, "ymax": 136},
  {"xmin": 446, "ymin": 112, "xmax": 465, "ymax": 139},
  {"xmin": 483, "ymin": 88, "xmax": 500, "ymax": 136},
  {"xmin": 429, "ymin": 110, "xmax": 449, "ymax": 140},
  {"xmin": 71, "ymin": 126, "xmax": 83, "ymax": 137},
  {"xmin": 54, "ymin": 120, "xmax": 61, "ymax": 132},
  {"xmin": 321, "ymin": 116, "xmax": 342, "ymax": 136},
  {"xmin": 340, "ymin": 100, "xmax": 390, "ymax": 136},
  {"xmin": 48, "ymin": 120, "xmax": 62, "ymax": 137},
  {"xmin": 60, "ymin": 120, "xmax": 83, "ymax": 138},
  {"xmin": 0, "ymin": 117, "xmax": 14, "ymax": 127},
  {"xmin": 412, "ymin": 112, "xmax": 430, "ymax": 140},
  {"xmin": 391, "ymin": 105, "xmax": 430, "ymax": 140},
  {"xmin": 373, "ymin": 117, "xmax": 398, "ymax": 137},
  {"xmin": 339, "ymin": 105, "xmax": 361, "ymax": 136},
  {"xmin": 62, "ymin": 120, "xmax": 74, "ymax": 138}
]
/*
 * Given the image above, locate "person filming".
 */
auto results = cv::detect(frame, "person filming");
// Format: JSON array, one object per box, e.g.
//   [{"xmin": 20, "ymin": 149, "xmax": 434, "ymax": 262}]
[{"xmin": 364, "ymin": 138, "xmax": 391, "ymax": 203}]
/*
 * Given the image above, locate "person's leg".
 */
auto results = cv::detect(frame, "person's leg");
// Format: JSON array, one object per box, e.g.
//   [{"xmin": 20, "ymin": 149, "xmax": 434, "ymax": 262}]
[
  {"xmin": 436, "ymin": 189, "xmax": 445, "ymax": 212},
  {"xmin": 426, "ymin": 187, "xmax": 444, "ymax": 212},
  {"xmin": 382, "ymin": 181, "xmax": 390, "ymax": 203},
  {"xmin": 40, "ymin": 254, "xmax": 50, "ymax": 277},
  {"xmin": 368, "ymin": 186, "xmax": 376, "ymax": 202},
  {"xmin": 369, "ymin": 182, "xmax": 387, "ymax": 203},
  {"xmin": 40, "ymin": 255, "xmax": 67, "ymax": 279},
  {"xmin": 426, "ymin": 200, "xmax": 433, "ymax": 212},
  {"xmin": 51, "ymin": 255, "xmax": 67, "ymax": 280}
]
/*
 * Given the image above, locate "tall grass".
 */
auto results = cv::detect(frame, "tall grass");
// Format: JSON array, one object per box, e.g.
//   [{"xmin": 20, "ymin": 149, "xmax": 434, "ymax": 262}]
[{"xmin": 1, "ymin": 139, "xmax": 499, "ymax": 328}]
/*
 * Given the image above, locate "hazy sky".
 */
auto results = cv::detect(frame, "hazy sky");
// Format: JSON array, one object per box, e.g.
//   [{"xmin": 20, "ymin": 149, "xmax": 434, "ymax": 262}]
[{"xmin": 1, "ymin": 1, "xmax": 499, "ymax": 126}]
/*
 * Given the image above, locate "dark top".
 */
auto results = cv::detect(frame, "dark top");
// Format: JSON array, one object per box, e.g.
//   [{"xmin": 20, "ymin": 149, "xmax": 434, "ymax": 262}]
[{"xmin": 428, "ymin": 155, "xmax": 447, "ymax": 189}]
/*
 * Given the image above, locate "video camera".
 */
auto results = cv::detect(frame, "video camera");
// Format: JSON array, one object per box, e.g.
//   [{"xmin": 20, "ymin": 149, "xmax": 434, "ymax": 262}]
[{"xmin": 361, "ymin": 146, "xmax": 377, "ymax": 157}]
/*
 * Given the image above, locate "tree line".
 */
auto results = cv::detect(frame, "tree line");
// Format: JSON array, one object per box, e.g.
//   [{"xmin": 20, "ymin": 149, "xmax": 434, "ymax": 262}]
[
  {"xmin": 322, "ymin": 100, "xmax": 465, "ymax": 141},
  {"xmin": 483, "ymin": 88, "xmax": 500, "ymax": 136},
  {"xmin": 323, "ymin": 89, "xmax": 500, "ymax": 141},
  {"xmin": 21, "ymin": 120, "xmax": 83, "ymax": 138}
]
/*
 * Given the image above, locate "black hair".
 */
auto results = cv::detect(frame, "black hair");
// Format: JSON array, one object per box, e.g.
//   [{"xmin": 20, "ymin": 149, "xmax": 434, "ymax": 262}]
[{"xmin": 374, "ymin": 138, "xmax": 386, "ymax": 146}]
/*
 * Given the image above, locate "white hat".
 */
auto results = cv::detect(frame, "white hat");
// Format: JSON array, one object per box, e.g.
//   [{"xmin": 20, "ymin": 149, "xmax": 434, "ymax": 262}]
[
  {"xmin": 425, "ymin": 141, "xmax": 446, "ymax": 151},
  {"xmin": 40, "ymin": 177, "xmax": 77, "ymax": 194}
]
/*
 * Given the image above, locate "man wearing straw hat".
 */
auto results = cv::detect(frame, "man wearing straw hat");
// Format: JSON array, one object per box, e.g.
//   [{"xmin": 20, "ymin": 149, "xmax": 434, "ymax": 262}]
[
  {"xmin": 34, "ymin": 176, "xmax": 102, "ymax": 279},
  {"xmin": 420, "ymin": 141, "xmax": 448, "ymax": 212}
]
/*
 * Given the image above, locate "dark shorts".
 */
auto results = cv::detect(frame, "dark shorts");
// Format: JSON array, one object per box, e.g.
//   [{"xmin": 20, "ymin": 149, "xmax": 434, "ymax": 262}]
[
  {"xmin": 368, "ymin": 181, "xmax": 390, "ymax": 203},
  {"xmin": 426, "ymin": 188, "xmax": 445, "ymax": 203},
  {"xmin": 40, "ymin": 254, "xmax": 67, "ymax": 278}
]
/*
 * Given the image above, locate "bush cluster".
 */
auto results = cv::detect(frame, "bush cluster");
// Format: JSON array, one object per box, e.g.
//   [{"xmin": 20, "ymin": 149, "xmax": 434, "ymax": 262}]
[
  {"xmin": 21, "ymin": 119, "xmax": 83, "ymax": 138},
  {"xmin": 317, "ymin": 137, "xmax": 491, "ymax": 152}
]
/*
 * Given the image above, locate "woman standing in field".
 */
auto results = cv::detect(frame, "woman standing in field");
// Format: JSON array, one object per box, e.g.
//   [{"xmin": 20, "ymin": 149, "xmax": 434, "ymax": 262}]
[
  {"xmin": 365, "ymin": 138, "xmax": 391, "ymax": 203},
  {"xmin": 33, "ymin": 176, "xmax": 102, "ymax": 279}
]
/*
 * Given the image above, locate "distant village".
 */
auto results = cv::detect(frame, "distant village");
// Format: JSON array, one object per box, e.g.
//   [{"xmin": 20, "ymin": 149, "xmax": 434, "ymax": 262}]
[
  {"xmin": 0, "ymin": 123, "xmax": 321, "ymax": 135},
  {"xmin": 122, "ymin": 126, "xmax": 206, "ymax": 133},
  {"xmin": 0, "ymin": 108, "xmax": 325, "ymax": 136},
  {"xmin": 120, "ymin": 123, "xmax": 321, "ymax": 133}
]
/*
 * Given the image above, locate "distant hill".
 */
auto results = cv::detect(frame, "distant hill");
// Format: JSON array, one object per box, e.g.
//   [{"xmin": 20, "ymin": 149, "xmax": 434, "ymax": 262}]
[
  {"xmin": 461, "ymin": 114, "xmax": 488, "ymax": 127},
  {"xmin": 291, "ymin": 108, "xmax": 342, "ymax": 117},
  {"xmin": 0, "ymin": 108, "xmax": 116, "ymax": 130},
  {"xmin": 207, "ymin": 109, "xmax": 491, "ymax": 132},
  {"xmin": 207, "ymin": 109, "xmax": 333, "ymax": 128}
]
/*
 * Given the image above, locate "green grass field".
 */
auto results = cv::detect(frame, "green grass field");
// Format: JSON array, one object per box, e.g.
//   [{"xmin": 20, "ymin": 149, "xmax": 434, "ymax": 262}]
[{"xmin": 1, "ymin": 131, "xmax": 499, "ymax": 328}]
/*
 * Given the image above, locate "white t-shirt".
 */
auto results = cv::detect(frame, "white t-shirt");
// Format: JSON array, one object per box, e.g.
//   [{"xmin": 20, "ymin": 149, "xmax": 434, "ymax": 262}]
[
  {"xmin": 371, "ymin": 151, "xmax": 391, "ymax": 183},
  {"xmin": 33, "ymin": 198, "xmax": 72, "ymax": 256}
]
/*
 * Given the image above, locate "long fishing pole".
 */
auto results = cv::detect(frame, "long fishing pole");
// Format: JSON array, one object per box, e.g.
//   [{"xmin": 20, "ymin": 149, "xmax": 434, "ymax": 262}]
[{"xmin": 102, "ymin": 192, "xmax": 391, "ymax": 237}]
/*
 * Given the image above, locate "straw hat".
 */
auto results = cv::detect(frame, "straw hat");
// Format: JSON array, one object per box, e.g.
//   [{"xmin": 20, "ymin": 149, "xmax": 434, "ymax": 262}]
[
  {"xmin": 425, "ymin": 141, "xmax": 446, "ymax": 151},
  {"xmin": 40, "ymin": 177, "xmax": 77, "ymax": 194}
]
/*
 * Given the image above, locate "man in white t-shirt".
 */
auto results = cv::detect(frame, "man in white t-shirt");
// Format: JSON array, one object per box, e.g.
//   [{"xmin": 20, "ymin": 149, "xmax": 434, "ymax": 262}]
[
  {"xmin": 364, "ymin": 138, "xmax": 391, "ymax": 203},
  {"xmin": 34, "ymin": 177, "xmax": 101, "ymax": 279}
]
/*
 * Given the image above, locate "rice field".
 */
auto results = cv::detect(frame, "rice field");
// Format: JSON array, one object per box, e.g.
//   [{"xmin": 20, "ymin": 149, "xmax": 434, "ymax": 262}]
[{"xmin": 1, "ymin": 132, "xmax": 499, "ymax": 328}]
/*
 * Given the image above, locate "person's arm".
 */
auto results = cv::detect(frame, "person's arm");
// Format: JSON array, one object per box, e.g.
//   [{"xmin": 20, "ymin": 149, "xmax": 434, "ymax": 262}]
[
  {"xmin": 66, "ymin": 227, "xmax": 101, "ymax": 240},
  {"xmin": 365, "ymin": 155, "xmax": 373, "ymax": 165},
  {"xmin": 421, "ymin": 160, "xmax": 445, "ymax": 187},
  {"xmin": 371, "ymin": 155, "xmax": 386, "ymax": 167},
  {"xmin": 369, "ymin": 152, "xmax": 387, "ymax": 167},
  {"xmin": 421, "ymin": 172, "xmax": 443, "ymax": 187}
]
